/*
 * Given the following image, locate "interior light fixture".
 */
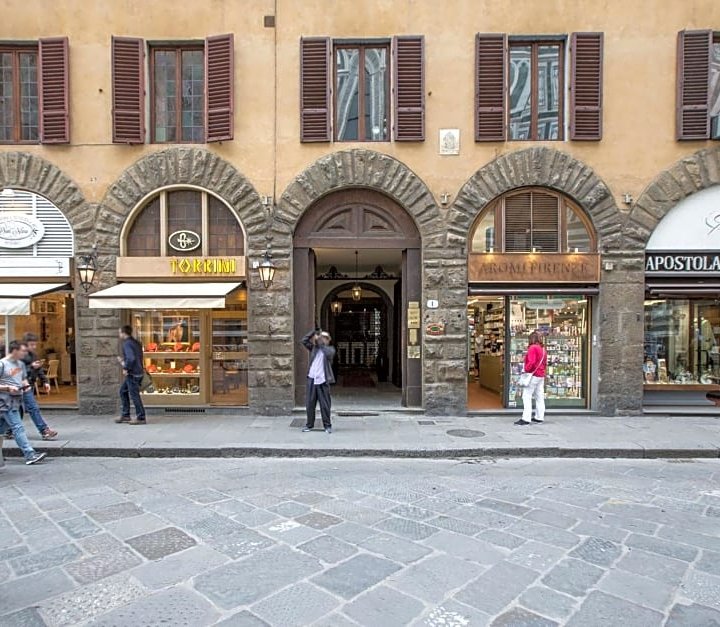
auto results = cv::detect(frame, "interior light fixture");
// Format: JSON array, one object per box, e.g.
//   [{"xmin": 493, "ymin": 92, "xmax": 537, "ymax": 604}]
[{"xmin": 352, "ymin": 250, "xmax": 362, "ymax": 301}]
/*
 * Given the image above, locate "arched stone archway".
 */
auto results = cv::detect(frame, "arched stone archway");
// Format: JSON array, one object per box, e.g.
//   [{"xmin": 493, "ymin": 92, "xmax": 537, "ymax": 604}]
[{"xmin": 624, "ymin": 146, "xmax": 720, "ymax": 250}]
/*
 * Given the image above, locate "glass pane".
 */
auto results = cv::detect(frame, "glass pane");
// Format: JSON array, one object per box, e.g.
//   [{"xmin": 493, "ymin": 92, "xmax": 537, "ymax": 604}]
[
  {"xmin": 126, "ymin": 197, "xmax": 161, "ymax": 256},
  {"xmin": 134, "ymin": 310, "xmax": 202, "ymax": 400},
  {"xmin": 471, "ymin": 208, "xmax": 496, "ymax": 252},
  {"xmin": 153, "ymin": 50, "xmax": 177, "ymax": 142},
  {"xmin": 509, "ymin": 45, "xmax": 532, "ymax": 140},
  {"xmin": 508, "ymin": 295, "xmax": 588, "ymax": 408},
  {"xmin": 208, "ymin": 196, "xmax": 244, "ymax": 255},
  {"xmin": 181, "ymin": 50, "xmax": 204, "ymax": 142},
  {"xmin": 211, "ymin": 309, "xmax": 248, "ymax": 406},
  {"xmin": 0, "ymin": 53, "xmax": 14, "ymax": 142},
  {"xmin": 537, "ymin": 45, "xmax": 560, "ymax": 140},
  {"xmin": 336, "ymin": 48, "xmax": 360, "ymax": 141},
  {"xmin": 167, "ymin": 190, "xmax": 202, "ymax": 256},
  {"xmin": 566, "ymin": 205, "xmax": 592, "ymax": 252},
  {"xmin": 364, "ymin": 47, "xmax": 387, "ymax": 140},
  {"xmin": 19, "ymin": 52, "xmax": 38, "ymax": 141},
  {"xmin": 710, "ymin": 41, "xmax": 720, "ymax": 139},
  {"xmin": 644, "ymin": 299, "xmax": 720, "ymax": 385}
]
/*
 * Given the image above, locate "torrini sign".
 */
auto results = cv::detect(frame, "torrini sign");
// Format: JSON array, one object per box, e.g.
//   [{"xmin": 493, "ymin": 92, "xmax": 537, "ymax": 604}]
[{"xmin": 645, "ymin": 252, "xmax": 720, "ymax": 275}]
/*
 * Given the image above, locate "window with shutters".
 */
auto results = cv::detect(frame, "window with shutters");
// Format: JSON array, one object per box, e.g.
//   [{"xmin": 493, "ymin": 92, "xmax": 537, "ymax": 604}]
[
  {"xmin": 334, "ymin": 43, "xmax": 389, "ymax": 142},
  {"xmin": 711, "ymin": 34, "xmax": 720, "ymax": 139},
  {"xmin": 124, "ymin": 188, "xmax": 245, "ymax": 257},
  {"xmin": 470, "ymin": 189, "xmax": 596, "ymax": 253},
  {"xmin": 508, "ymin": 40, "xmax": 564, "ymax": 141},
  {"xmin": 0, "ymin": 47, "xmax": 39, "ymax": 143},
  {"xmin": 150, "ymin": 46, "xmax": 205, "ymax": 143}
]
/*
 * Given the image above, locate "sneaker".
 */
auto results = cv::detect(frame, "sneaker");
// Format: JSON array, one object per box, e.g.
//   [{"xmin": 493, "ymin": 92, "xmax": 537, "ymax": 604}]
[
  {"xmin": 531, "ymin": 418, "xmax": 544, "ymax": 424},
  {"xmin": 301, "ymin": 426, "xmax": 312, "ymax": 432},
  {"xmin": 114, "ymin": 417, "xmax": 130, "ymax": 424},
  {"xmin": 25, "ymin": 452, "xmax": 47, "ymax": 465},
  {"xmin": 513, "ymin": 419, "xmax": 530, "ymax": 426},
  {"xmin": 128, "ymin": 419, "xmax": 147, "ymax": 425},
  {"xmin": 325, "ymin": 427, "xmax": 333, "ymax": 434},
  {"xmin": 41, "ymin": 428, "xmax": 58, "ymax": 440}
]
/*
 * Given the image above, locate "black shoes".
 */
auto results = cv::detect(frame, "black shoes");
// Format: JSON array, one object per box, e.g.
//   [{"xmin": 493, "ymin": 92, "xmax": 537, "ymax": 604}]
[
  {"xmin": 302, "ymin": 426, "xmax": 312, "ymax": 432},
  {"xmin": 325, "ymin": 427, "xmax": 333, "ymax": 434},
  {"xmin": 531, "ymin": 418, "xmax": 545, "ymax": 424},
  {"xmin": 514, "ymin": 419, "xmax": 530, "ymax": 426}
]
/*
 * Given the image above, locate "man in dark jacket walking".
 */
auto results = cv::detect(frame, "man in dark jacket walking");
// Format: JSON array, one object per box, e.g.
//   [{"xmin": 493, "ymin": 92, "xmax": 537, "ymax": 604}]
[
  {"xmin": 115, "ymin": 325, "xmax": 146, "ymax": 425},
  {"xmin": 301, "ymin": 329, "xmax": 335, "ymax": 433}
]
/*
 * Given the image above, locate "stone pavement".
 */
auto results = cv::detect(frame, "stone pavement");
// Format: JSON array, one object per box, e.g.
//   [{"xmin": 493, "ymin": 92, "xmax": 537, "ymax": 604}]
[
  {"xmin": 2, "ymin": 412, "xmax": 720, "ymax": 459},
  {"xmin": 1, "ymin": 457, "xmax": 720, "ymax": 626}
]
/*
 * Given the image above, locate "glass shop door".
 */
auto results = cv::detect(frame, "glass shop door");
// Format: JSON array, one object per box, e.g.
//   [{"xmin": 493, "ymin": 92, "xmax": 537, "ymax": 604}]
[{"xmin": 209, "ymin": 311, "xmax": 248, "ymax": 406}]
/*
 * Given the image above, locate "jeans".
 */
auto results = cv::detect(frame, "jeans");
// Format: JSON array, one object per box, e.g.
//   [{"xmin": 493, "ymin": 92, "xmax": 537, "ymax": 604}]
[
  {"xmin": 22, "ymin": 389, "xmax": 48, "ymax": 435},
  {"xmin": 522, "ymin": 376, "xmax": 545, "ymax": 423},
  {"xmin": 0, "ymin": 408, "xmax": 36, "ymax": 460},
  {"xmin": 120, "ymin": 374, "xmax": 146, "ymax": 420}
]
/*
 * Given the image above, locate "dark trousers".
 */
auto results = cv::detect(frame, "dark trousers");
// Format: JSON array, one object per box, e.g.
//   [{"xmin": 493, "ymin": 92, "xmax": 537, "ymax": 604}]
[
  {"xmin": 120, "ymin": 374, "xmax": 146, "ymax": 420},
  {"xmin": 305, "ymin": 377, "xmax": 332, "ymax": 428}
]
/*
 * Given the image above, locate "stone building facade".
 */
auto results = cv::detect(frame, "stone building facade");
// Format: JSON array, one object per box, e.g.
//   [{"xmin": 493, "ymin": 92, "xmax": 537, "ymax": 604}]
[{"xmin": 1, "ymin": 0, "xmax": 720, "ymax": 416}]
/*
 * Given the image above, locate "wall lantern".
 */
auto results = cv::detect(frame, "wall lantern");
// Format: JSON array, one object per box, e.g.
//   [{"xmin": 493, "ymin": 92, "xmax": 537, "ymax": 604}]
[
  {"xmin": 77, "ymin": 244, "xmax": 98, "ymax": 292},
  {"xmin": 352, "ymin": 250, "xmax": 362, "ymax": 301},
  {"xmin": 258, "ymin": 248, "xmax": 277, "ymax": 289},
  {"xmin": 330, "ymin": 300, "xmax": 343, "ymax": 315}
]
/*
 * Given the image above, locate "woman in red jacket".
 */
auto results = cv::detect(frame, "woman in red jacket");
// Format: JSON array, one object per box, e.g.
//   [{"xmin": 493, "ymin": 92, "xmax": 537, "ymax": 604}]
[{"xmin": 516, "ymin": 331, "xmax": 547, "ymax": 426}]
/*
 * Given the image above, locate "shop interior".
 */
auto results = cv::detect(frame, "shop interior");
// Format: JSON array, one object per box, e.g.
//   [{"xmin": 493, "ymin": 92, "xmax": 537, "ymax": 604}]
[
  {"xmin": 468, "ymin": 295, "xmax": 589, "ymax": 410},
  {"xmin": 3, "ymin": 290, "xmax": 77, "ymax": 405}
]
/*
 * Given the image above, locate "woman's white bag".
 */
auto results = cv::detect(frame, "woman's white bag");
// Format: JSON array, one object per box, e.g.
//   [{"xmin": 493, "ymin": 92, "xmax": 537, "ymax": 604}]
[{"xmin": 518, "ymin": 350, "xmax": 546, "ymax": 387}]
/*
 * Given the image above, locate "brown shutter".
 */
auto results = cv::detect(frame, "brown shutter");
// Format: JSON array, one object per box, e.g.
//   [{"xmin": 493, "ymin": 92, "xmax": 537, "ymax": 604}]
[
  {"xmin": 475, "ymin": 33, "xmax": 507, "ymax": 142},
  {"xmin": 393, "ymin": 35, "xmax": 424, "ymax": 141},
  {"xmin": 570, "ymin": 32, "xmax": 603, "ymax": 141},
  {"xmin": 530, "ymin": 191, "xmax": 560, "ymax": 252},
  {"xmin": 38, "ymin": 37, "xmax": 70, "ymax": 144},
  {"xmin": 504, "ymin": 191, "xmax": 531, "ymax": 252},
  {"xmin": 111, "ymin": 36, "xmax": 145, "ymax": 144},
  {"xmin": 205, "ymin": 33, "xmax": 234, "ymax": 142},
  {"xmin": 300, "ymin": 37, "xmax": 331, "ymax": 142},
  {"xmin": 676, "ymin": 30, "xmax": 711, "ymax": 140}
]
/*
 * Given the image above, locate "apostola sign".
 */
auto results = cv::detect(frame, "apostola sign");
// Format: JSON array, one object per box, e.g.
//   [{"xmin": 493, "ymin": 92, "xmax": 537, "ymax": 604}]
[{"xmin": 0, "ymin": 215, "xmax": 45, "ymax": 249}]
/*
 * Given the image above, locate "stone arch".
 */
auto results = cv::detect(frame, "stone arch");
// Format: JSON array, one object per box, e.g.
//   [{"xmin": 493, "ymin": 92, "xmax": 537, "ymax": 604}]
[
  {"xmin": 99, "ymin": 147, "xmax": 265, "ymax": 261},
  {"xmin": 624, "ymin": 146, "xmax": 720, "ymax": 250},
  {"xmin": 0, "ymin": 151, "xmax": 90, "ymax": 244},
  {"xmin": 451, "ymin": 147, "xmax": 622, "ymax": 251}
]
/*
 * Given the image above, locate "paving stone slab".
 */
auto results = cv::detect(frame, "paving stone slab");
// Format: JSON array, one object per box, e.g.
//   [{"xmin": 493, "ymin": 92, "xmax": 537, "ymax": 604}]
[
  {"xmin": 597, "ymin": 568, "xmax": 675, "ymax": 612},
  {"xmin": 316, "ymin": 500, "xmax": 389, "ymax": 525},
  {"xmin": 427, "ymin": 514, "xmax": 485, "ymax": 536},
  {"xmin": 131, "ymin": 544, "xmax": 228, "ymax": 589},
  {"xmin": 571, "ymin": 521, "xmax": 628, "ymax": 544},
  {"xmin": 0, "ymin": 568, "xmax": 75, "ymax": 615},
  {"xmin": 569, "ymin": 537, "xmax": 622, "ymax": 567},
  {"xmin": 0, "ymin": 607, "xmax": 48, "ymax": 627},
  {"xmin": 658, "ymin": 525, "xmax": 720, "ymax": 553},
  {"xmin": 64, "ymin": 547, "xmax": 142, "ymax": 585},
  {"xmin": 327, "ymin": 521, "xmax": 378, "ymax": 544},
  {"xmin": 268, "ymin": 501, "xmax": 312, "ymax": 518},
  {"xmin": 79, "ymin": 532, "xmax": 126, "ymax": 555},
  {"xmin": 183, "ymin": 488, "xmax": 229, "ymax": 504},
  {"xmin": 125, "ymin": 526, "xmax": 196, "ymax": 560},
  {"xmin": 205, "ymin": 528, "xmax": 274, "ymax": 560},
  {"xmin": 294, "ymin": 511, "xmax": 342, "ymax": 530},
  {"xmin": 542, "ymin": 558, "xmax": 605, "ymax": 597},
  {"xmin": 524, "ymin": 507, "xmax": 577, "ymax": 529},
  {"xmin": 257, "ymin": 518, "xmax": 320, "ymax": 545},
  {"xmin": 215, "ymin": 610, "xmax": 270, "ymax": 626},
  {"xmin": 509, "ymin": 540, "xmax": 567, "ymax": 572},
  {"xmin": 519, "ymin": 586, "xmax": 578, "ymax": 620},
  {"xmin": 312, "ymin": 553, "xmax": 402, "ymax": 599},
  {"xmin": 344, "ymin": 585, "xmax": 425, "ymax": 626},
  {"xmin": 455, "ymin": 561, "xmax": 538, "ymax": 615},
  {"xmin": 297, "ymin": 534, "xmax": 358, "ymax": 564},
  {"xmin": 476, "ymin": 498, "xmax": 532, "ymax": 518},
  {"xmin": 477, "ymin": 529, "xmax": 527, "ymax": 550},
  {"xmin": 312, "ymin": 613, "xmax": 358, "ymax": 627},
  {"xmin": 491, "ymin": 607, "xmax": 559, "ymax": 626},
  {"xmin": 90, "ymin": 585, "xmax": 220, "ymax": 626},
  {"xmin": 87, "ymin": 502, "xmax": 144, "ymax": 523},
  {"xmin": 617, "ymin": 548, "xmax": 689, "ymax": 586},
  {"xmin": 251, "ymin": 582, "xmax": 339, "ymax": 626},
  {"xmin": 359, "ymin": 532, "xmax": 432, "ymax": 564},
  {"xmin": 210, "ymin": 499, "xmax": 257, "ymax": 517},
  {"xmin": 57, "ymin": 516, "xmax": 100, "ymax": 539},
  {"xmin": 680, "ymin": 570, "xmax": 720, "ymax": 610},
  {"xmin": 0, "ymin": 545, "xmax": 30, "ymax": 560},
  {"xmin": 10, "ymin": 543, "xmax": 82, "ymax": 577},
  {"xmin": 566, "ymin": 590, "xmax": 664, "ymax": 627},
  {"xmin": 102, "ymin": 512, "xmax": 168, "ymax": 540},
  {"xmin": 626, "ymin": 533, "xmax": 699, "ymax": 562},
  {"xmin": 507, "ymin": 520, "xmax": 581, "ymax": 549},
  {"xmin": 194, "ymin": 546, "xmax": 322, "ymax": 609},
  {"xmin": 39, "ymin": 573, "xmax": 147, "ymax": 626},
  {"xmin": 424, "ymin": 530, "xmax": 505, "ymax": 565},
  {"xmin": 231, "ymin": 508, "xmax": 278, "ymax": 528},
  {"xmin": 666, "ymin": 602, "xmax": 720, "ymax": 626},
  {"xmin": 374, "ymin": 516, "xmax": 439, "ymax": 540},
  {"xmin": 696, "ymin": 550, "xmax": 720, "ymax": 577},
  {"xmin": 390, "ymin": 504, "xmax": 435, "ymax": 520},
  {"xmin": 184, "ymin": 513, "xmax": 246, "ymax": 540},
  {"xmin": 414, "ymin": 600, "xmax": 491, "ymax": 627}
]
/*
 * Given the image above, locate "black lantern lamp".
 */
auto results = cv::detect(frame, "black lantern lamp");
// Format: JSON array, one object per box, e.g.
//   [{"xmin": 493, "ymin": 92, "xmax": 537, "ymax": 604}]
[
  {"xmin": 352, "ymin": 250, "xmax": 362, "ymax": 302},
  {"xmin": 77, "ymin": 244, "xmax": 98, "ymax": 292},
  {"xmin": 258, "ymin": 247, "xmax": 277, "ymax": 289}
]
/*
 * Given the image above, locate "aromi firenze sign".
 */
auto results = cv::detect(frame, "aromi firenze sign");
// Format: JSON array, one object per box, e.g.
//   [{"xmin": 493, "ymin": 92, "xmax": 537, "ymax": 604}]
[
  {"xmin": 468, "ymin": 253, "xmax": 600, "ymax": 283},
  {"xmin": 645, "ymin": 252, "xmax": 720, "ymax": 275}
]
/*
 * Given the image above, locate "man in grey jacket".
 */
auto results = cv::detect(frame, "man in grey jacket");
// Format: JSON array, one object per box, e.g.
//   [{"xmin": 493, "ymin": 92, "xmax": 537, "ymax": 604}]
[{"xmin": 301, "ymin": 329, "xmax": 335, "ymax": 433}]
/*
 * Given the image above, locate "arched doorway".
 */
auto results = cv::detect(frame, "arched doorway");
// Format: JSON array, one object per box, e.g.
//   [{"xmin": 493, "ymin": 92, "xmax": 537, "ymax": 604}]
[{"xmin": 293, "ymin": 188, "xmax": 421, "ymax": 408}]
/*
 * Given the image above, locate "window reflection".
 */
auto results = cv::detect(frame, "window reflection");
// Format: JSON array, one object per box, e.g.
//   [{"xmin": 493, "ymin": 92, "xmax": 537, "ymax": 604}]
[
  {"xmin": 336, "ymin": 48, "xmax": 360, "ymax": 141},
  {"xmin": 471, "ymin": 208, "xmax": 496, "ymax": 252},
  {"xmin": 537, "ymin": 45, "xmax": 560, "ymax": 140},
  {"xmin": 364, "ymin": 48, "xmax": 387, "ymax": 141},
  {"xmin": 509, "ymin": 46, "xmax": 532, "ymax": 140}
]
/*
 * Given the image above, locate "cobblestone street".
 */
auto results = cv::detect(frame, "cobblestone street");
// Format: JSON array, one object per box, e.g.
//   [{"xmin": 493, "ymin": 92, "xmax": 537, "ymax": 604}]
[{"xmin": 1, "ymin": 456, "xmax": 720, "ymax": 626}]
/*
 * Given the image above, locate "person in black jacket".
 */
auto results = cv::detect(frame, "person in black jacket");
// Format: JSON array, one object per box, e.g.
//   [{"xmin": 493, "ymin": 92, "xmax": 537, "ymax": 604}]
[
  {"xmin": 115, "ymin": 325, "xmax": 146, "ymax": 425},
  {"xmin": 301, "ymin": 329, "xmax": 335, "ymax": 433},
  {"xmin": 18, "ymin": 333, "xmax": 58, "ymax": 440}
]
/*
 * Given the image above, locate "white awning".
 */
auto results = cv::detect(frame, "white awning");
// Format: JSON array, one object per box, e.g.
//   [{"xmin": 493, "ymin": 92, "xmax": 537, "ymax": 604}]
[
  {"xmin": 0, "ymin": 283, "xmax": 70, "ymax": 315},
  {"xmin": 89, "ymin": 282, "xmax": 244, "ymax": 309}
]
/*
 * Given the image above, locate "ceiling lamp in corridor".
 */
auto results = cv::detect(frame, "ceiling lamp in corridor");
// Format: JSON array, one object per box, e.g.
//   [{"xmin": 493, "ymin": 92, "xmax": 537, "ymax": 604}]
[{"xmin": 352, "ymin": 250, "xmax": 362, "ymax": 301}]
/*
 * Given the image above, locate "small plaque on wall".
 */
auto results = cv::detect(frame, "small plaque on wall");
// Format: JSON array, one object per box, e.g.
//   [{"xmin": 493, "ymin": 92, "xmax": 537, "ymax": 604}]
[
  {"xmin": 426, "ymin": 321, "xmax": 445, "ymax": 336},
  {"xmin": 439, "ymin": 129, "xmax": 460, "ymax": 155},
  {"xmin": 408, "ymin": 345, "xmax": 421, "ymax": 359}
]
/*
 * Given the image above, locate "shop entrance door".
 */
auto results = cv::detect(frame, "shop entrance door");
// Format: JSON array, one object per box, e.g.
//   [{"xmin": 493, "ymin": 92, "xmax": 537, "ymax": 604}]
[{"xmin": 209, "ymin": 311, "xmax": 248, "ymax": 405}]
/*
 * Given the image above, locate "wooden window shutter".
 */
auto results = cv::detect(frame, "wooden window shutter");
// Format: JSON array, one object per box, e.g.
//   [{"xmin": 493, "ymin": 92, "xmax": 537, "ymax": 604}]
[
  {"xmin": 570, "ymin": 32, "xmax": 603, "ymax": 141},
  {"xmin": 300, "ymin": 37, "xmax": 331, "ymax": 142},
  {"xmin": 205, "ymin": 33, "xmax": 234, "ymax": 142},
  {"xmin": 676, "ymin": 30, "xmax": 711, "ymax": 140},
  {"xmin": 393, "ymin": 35, "xmax": 424, "ymax": 141},
  {"xmin": 504, "ymin": 191, "xmax": 531, "ymax": 252},
  {"xmin": 111, "ymin": 36, "xmax": 145, "ymax": 144},
  {"xmin": 530, "ymin": 191, "xmax": 560, "ymax": 251},
  {"xmin": 475, "ymin": 34, "xmax": 507, "ymax": 142},
  {"xmin": 38, "ymin": 37, "xmax": 70, "ymax": 144}
]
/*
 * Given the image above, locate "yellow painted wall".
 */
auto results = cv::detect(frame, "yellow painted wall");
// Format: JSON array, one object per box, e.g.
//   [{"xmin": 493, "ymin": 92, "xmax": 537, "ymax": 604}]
[{"xmin": 2, "ymin": 0, "xmax": 719, "ymax": 211}]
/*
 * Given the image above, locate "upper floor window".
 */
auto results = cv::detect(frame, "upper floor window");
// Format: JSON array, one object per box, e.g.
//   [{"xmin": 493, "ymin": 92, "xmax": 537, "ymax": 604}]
[
  {"xmin": 111, "ymin": 35, "xmax": 233, "ymax": 145},
  {"xmin": 0, "ymin": 39, "xmax": 69, "ymax": 144},
  {"xmin": 677, "ymin": 30, "xmax": 720, "ymax": 140},
  {"xmin": 300, "ymin": 36, "xmax": 424, "ymax": 143},
  {"xmin": 470, "ymin": 188, "xmax": 596, "ymax": 254},
  {"xmin": 124, "ymin": 188, "xmax": 245, "ymax": 257},
  {"xmin": 475, "ymin": 33, "xmax": 603, "ymax": 142}
]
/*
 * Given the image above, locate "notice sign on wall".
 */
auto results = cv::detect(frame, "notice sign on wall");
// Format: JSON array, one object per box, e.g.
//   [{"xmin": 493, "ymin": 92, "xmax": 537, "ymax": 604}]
[{"xmin": 645, "ymin": 252, "xmax": 720, "ymax": 275}]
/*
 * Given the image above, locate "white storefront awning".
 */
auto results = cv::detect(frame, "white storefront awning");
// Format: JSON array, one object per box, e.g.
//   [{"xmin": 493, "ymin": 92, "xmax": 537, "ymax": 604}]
[
  {"xmin": 0, "ymin": 283, "xmax": 70, "ymax": 315},
  {"xmin": 88, "ymin": 282, "xmax": 244, "ymax": 309}
]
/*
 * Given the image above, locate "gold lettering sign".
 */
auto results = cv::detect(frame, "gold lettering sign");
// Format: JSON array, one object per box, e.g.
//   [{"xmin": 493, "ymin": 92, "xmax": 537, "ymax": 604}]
[
  {"xmin": 171, "ymin": 258, "xmax": 237, "ymax": 275},
  {"xmin": 468, "ymin": 253, "xmax": 600, "ymax": 283},
  {"xmin": 408, "ymin": 307, "xmax": 421, "ymax": 329},
  {"xmin": 116, "ymin": 256, "xmax": 246, "ymax": 280}
]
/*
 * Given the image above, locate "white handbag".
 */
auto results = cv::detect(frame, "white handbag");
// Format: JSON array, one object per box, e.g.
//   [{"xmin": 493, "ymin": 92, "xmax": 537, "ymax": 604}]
[{"xmin": 518, "ymin": 350, "xmax": 546, "ymax": 387}]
